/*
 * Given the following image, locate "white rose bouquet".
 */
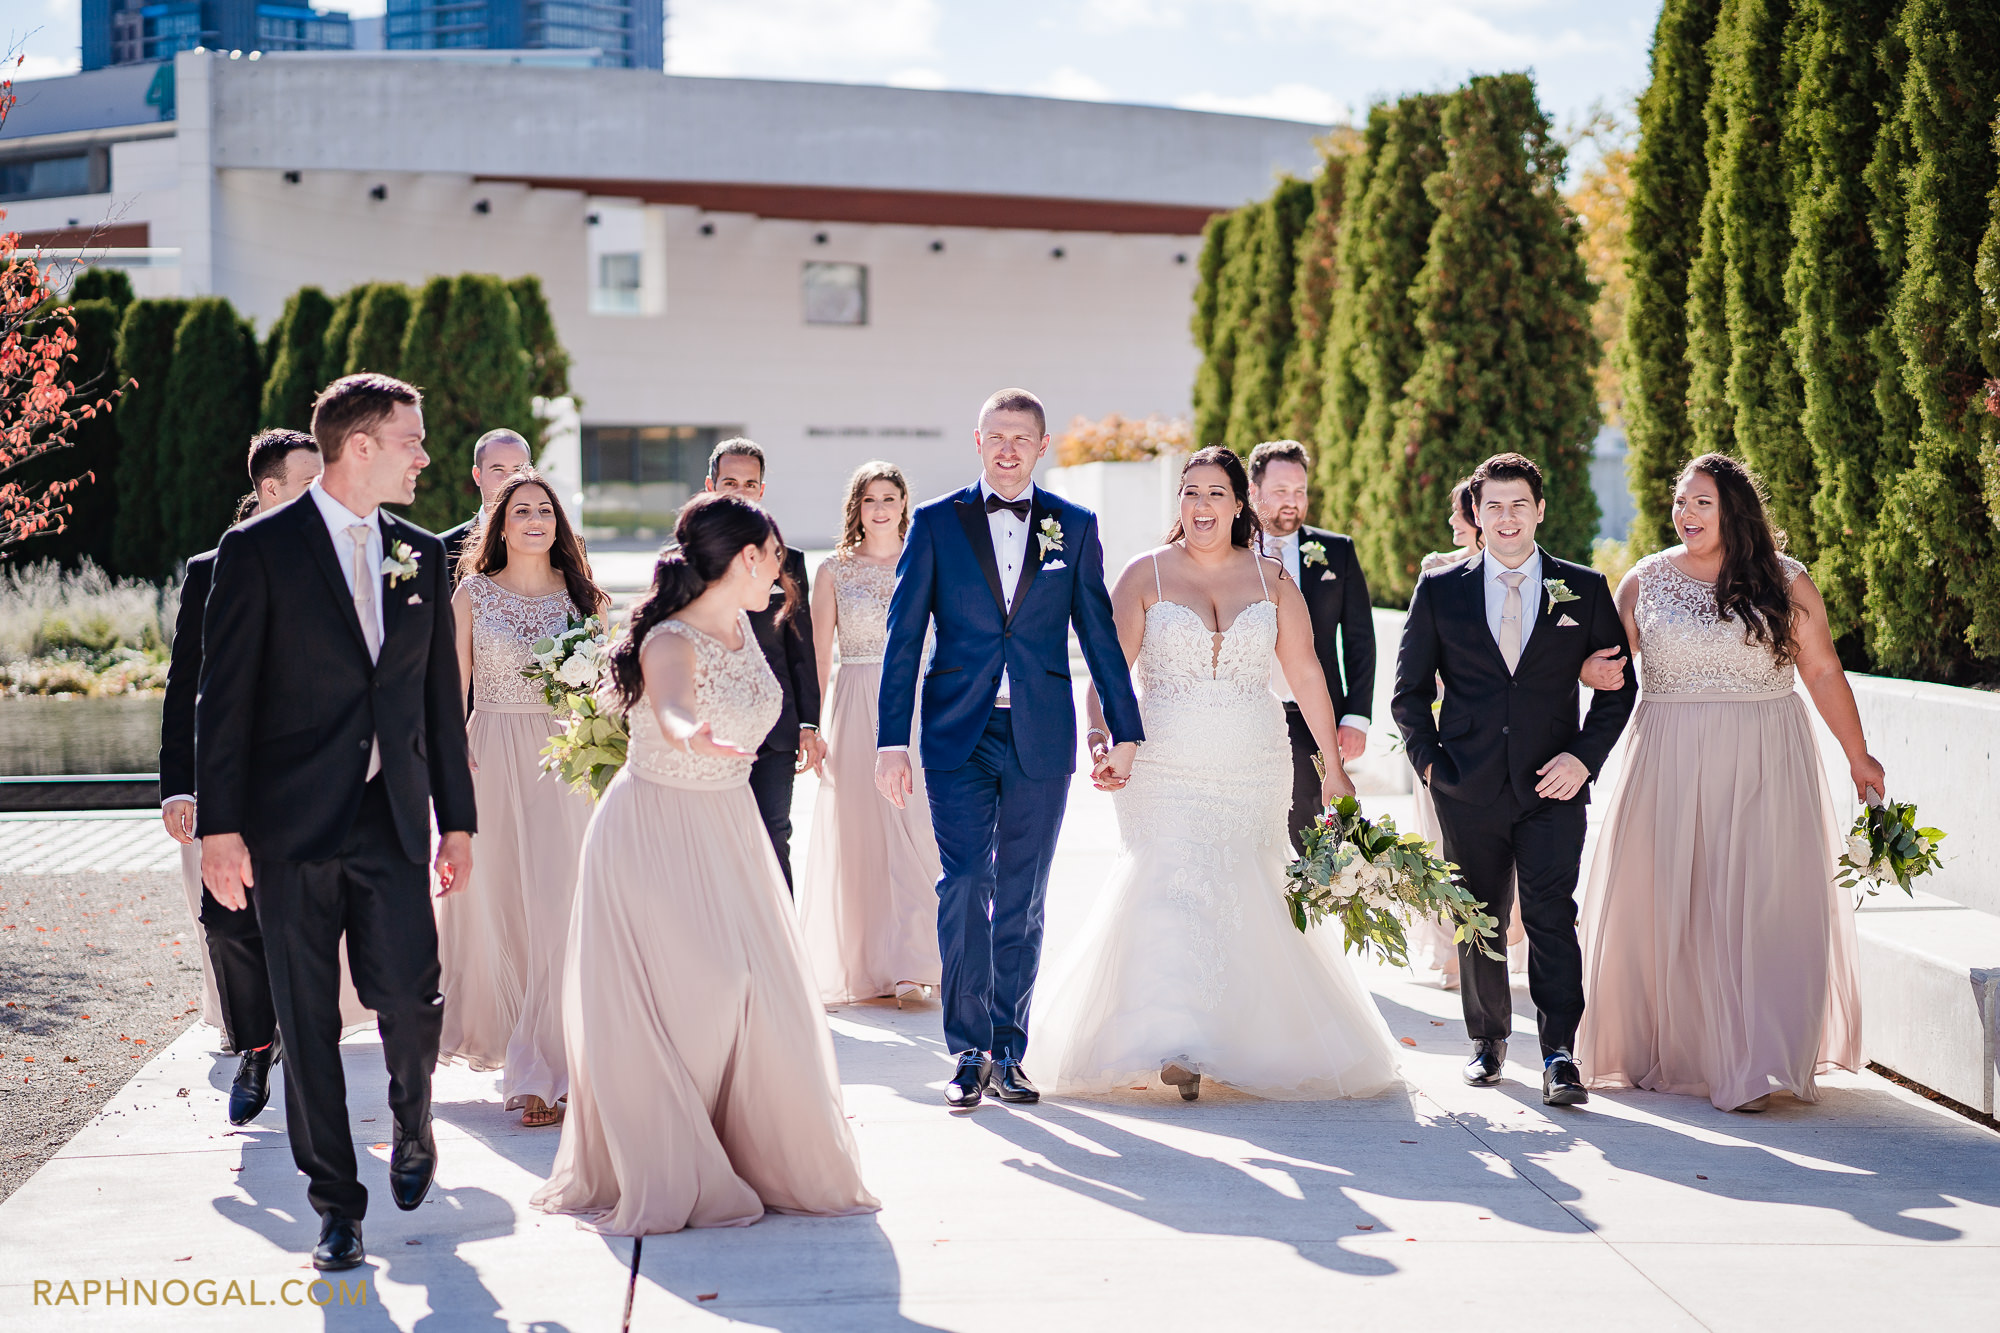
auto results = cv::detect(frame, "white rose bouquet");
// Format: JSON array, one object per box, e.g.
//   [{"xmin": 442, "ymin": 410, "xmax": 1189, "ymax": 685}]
[
  {"xmin": 1283, "ymin": 794, "xmax": 1501, "ymax": 966},
  {"xmin": 521, "ymin": 616, "xmax": 629, "ymax": 799},
  {"xmin": 1837, "ymin": 791, "xmax": 1945, "ymax": 901}
]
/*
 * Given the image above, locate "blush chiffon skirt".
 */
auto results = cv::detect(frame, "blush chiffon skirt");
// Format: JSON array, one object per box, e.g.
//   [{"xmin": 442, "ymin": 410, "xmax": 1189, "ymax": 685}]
[
  {"xmin": 531, "ymin": 765, "xmax": 879, "ymax": 1235},
  {"xmin": 1576, "ymin": 690, "xmax": 1863, "ymax": 1110},
  {"xmin": 798, "ymin": 658, "xmax": 943, "ymax": 1003}
]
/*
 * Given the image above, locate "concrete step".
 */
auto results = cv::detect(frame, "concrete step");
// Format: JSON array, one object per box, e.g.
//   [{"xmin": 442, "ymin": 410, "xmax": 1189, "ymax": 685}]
[{"xmin": 1855, "ymin": 888, "xmax": 2000, "ymax": 1115}]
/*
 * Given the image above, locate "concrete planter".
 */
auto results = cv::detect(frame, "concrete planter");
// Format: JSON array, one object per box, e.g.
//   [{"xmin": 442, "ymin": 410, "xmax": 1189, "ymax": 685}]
[{"xmin": 1039, "ymin": 454, "xmax": 1185, "ymax": 580}]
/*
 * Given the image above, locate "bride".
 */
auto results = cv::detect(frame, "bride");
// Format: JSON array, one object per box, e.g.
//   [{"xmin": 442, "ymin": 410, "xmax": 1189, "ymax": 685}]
[{"xmin": 1031, "ymin": 447, "xmax": 1402, "ymax": 1102}]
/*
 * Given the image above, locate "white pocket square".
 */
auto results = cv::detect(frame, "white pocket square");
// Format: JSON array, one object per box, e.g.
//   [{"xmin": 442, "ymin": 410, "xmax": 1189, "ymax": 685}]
[
  {"xmin": 1557, "ymin": 613, "xmax": 1579, "ymax": 627},
  {"xmin": 1044, "ymin": 560, "xmax": 1067, "ymax": 571},
  {"xmin": 407, "ymin": 594, "xmax": 424, "ymax": 605}
]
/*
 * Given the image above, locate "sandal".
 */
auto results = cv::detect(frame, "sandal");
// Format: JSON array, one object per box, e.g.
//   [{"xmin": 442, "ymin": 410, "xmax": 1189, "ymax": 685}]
[
  {"xmin": 1161, "ymin": 1062, "xmax": 1201, "ymax": 1102},
  {"xmin": 520, "ymin": 1095, "xmax": 563, "ymax": 1127}
]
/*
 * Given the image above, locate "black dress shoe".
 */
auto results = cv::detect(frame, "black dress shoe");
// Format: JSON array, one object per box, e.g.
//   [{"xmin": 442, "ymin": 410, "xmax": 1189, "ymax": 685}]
[
  {"xmin": 388, "ymin": 1119, "xmax": 436, "ymax": 1211},
  {"xmin": 1542, "ymin": 1052, "xmax": 1588, "ymax": 1107},
  {"xmin": 989, "ymin": 1057, "xmax": 1039, "ymax": 1104},
  {"xmin": 944, "ymin": 1052, "xmax": 991, "ymax": 1109},
  {"xmin": 1463, "ymin": 1038, "xmax": 1506, "ymax": 1086},
  {"xmin": 313, "ymin": 1214, "xmax": 365, "ymax": 1271},
  {"xmin": 227, "ymin": 1042, "xmax": 278, "ymax": 1126}
]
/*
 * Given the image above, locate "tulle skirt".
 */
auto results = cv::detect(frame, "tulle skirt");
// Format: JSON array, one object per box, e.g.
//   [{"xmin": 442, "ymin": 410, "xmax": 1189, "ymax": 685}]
[
  {"xmin": 531, "ymin": 766, "xmax": 879, "ymax": 1235},
  {"xmin": 1577, "ymin": 691, "xmax": 1863, "ymax": 1109},
  {"xmin": 798, "ymin": 660, "xmax": 943, "ymax": 1003}
]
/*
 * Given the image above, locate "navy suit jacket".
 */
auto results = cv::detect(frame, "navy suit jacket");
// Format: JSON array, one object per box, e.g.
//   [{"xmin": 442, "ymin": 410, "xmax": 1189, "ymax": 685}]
[{"xmin": 878, "ymin": 482, "xmax": 1143, "ymax": 779}]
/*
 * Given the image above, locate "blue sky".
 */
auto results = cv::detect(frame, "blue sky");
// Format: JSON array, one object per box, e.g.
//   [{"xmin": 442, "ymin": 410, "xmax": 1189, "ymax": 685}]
[{"xmin": 8, "ymin": 0, "xmax": 1661, "ymax": 135}]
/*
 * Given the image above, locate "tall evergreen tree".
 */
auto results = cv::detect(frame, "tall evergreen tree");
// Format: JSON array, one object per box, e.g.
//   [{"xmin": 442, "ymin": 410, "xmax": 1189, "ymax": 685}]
[
  {"xmin": 1979, "ymin": 113, "xmax": 2000, "ymax": 538},
  {"xmin": 509, "ymin": 274, "xmax": 572, "ymax": 402},
  {"xmin": 1370, "ymin": 74, "xmax": 1600, "ymax": 602},
  {"xmin": 258, "ymin": 286, "xmax": 335, "ymax": 430},
  {"xmin": 1684, "ymin": 4, "xmax": 1743, "ymax": 464},
  {"xmin": 1624, "ymin": 0, "xmax": 1722, "ymax": 550},
  {"xmin": 343, "ymin": 281, "xmax": 413, "ymax": 377},
  {"xmin": 1275, "ymin": 153, "xmax": 1351, "ymax": 446},
  {"xmin": 321, "ymin": 286, "xmax": 362, "ymax": 383},
  {"xmin": 1863, "ymin": 0, "xmax": 2000, "ymax": 680},
  {"xmin": 69, "ymin": 268, "xmax": 135, "ymax": 310},
  {"xmin": 1223, "ymin": 177, "xmax": 1315, "ymax": 454},
  {"xmin": 1782, "ymin": 0, "xmax": 1895, "ymax": 647},
  {"xmin": 1191, "ymin": 208, "xmax": 1255, "ymax": 447},
  {"xmin": 109, "ymin": 297, "xmax": 189, "ymax": 579},
  {"xmin": 1317, "ymin": 94, "xmax": 1445, "ymax": 540},
  {"xmin": 157, "ymin": 299, "xmax": 262, "ymax": 558},
  {"xmin": 398, "ymin": 275, "xmax": 534, "ymax": 534}
]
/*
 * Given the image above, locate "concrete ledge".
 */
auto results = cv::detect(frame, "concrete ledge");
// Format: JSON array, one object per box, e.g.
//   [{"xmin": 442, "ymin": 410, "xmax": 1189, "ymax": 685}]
[{"xmin": 1855, "ymin": 889, "xmax": 2000, "ymax": 1114}]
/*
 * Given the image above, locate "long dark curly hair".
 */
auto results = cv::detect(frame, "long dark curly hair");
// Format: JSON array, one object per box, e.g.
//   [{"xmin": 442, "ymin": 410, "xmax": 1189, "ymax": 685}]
[
  {"xmin": 1166, "ymin": 445, "xmax": 1263, "ymax": 548},
  {"xmin": 1680, "ymin": 453, "xmax": 1799, "ymax": 664},
  {"xmin": 605, "ymin": 492, "xmax": 796, "ymax": 713},
  {"xmin": 460, "ymin": 470, "xmax": 607, "ymax": 620}
]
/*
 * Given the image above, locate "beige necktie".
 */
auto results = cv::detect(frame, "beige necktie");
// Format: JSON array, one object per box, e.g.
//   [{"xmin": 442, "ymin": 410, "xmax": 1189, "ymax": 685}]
[
  {"xmin": 346, "ymin": 524, "xmax": 383, "ymax": 780},
  {"xmin": 1498, "ymin": 569, "xmax": 1526, "ymax": 673}
]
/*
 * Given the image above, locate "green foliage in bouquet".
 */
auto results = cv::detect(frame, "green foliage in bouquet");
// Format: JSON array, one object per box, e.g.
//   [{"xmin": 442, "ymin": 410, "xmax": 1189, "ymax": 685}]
[
  {"xmin": 1838, "ymin": 797, "xmax": 1944, "ymax": 900},
  {"xmin": 540, "ymin": 694, "xmax": 628, "ymax": 800},
  {"xmin": 1284, "ymin": 795, "xmax": 1500, "ymax": 968}
]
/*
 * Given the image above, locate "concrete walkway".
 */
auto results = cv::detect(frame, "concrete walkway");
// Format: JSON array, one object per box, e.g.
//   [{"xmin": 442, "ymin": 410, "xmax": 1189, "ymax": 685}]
[{"xmin": 3, "ymin": 779, "xmax": 1997, "ymax": 1330}]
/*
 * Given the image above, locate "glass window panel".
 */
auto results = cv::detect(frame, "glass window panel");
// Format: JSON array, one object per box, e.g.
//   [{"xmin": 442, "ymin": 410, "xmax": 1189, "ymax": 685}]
[{"xmin": 803, "ymin": 261, "xmax": 867, "ymax": 326}]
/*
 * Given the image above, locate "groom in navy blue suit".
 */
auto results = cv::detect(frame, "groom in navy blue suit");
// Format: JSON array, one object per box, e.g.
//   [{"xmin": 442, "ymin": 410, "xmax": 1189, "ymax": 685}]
[{"xmin": 877, "ymin": 388, "xmax": 1144, "ymax": 1109}]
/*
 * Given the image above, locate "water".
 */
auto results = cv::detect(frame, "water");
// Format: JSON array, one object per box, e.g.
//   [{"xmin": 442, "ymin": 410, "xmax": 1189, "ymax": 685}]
[{"xmin": 0, "ymin": 696, "xmax": 164, "ymax": 776}]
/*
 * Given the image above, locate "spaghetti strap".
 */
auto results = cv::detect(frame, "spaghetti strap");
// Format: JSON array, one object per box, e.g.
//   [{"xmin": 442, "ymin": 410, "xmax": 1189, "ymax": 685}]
[
  {"xmin": 1254, "ymin": 549, "xmax": 1270, "ymax": 600},
  {"xmin": 1151, "ymin": 551, "xmax": 1163, "ymax": 601}
]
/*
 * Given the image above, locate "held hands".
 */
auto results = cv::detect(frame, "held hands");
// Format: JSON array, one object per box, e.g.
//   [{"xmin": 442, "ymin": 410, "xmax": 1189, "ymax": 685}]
[
  {"xmin": 162, "ymin": 798, "xmax": 196, "ymax": 845},
  {"xmin": 876, "ymin": 750, "xmax": 915, "ymax": 809},
  {"xmin": 1850, "ymin": 752, "xmax": 1887, "ymax": 804},
  {"xmin": 796, "ymin": 729, "xmax": 827, "ymax": 777},
  {"xmin": 1534, "ymin": 752, "xmax": 1591, "ymax": 801},
  {"xmin": 1579, "ymin": 647, "xmax": 1628, "ymax": 693},
  {"xmin": 200, "ymin": 832, "xmax": 255, "ymax": 911},
  {"xmin": 1090, "ymin": 740, "xmax": 1137, "ymax": 792},
  {"xmin": 434, "ymin": 830, "xmax": 473, "ymax": 898}
]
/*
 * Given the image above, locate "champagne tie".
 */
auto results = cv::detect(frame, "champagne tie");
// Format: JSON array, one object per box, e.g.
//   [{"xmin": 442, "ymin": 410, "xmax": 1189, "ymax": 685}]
[
  {"xmin": 1498, "ymin": 569, "xmax": 1526, "ymax": 674},
  {"xmin": 347, "ymin": 524, "xmax": 383, "ymax": 781}
]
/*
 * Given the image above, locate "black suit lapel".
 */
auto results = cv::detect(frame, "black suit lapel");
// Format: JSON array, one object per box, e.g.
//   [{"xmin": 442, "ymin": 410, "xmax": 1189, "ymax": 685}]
[
  {"xmin": 1455, "ymin": 557, "xmax": 1512, "ymax": 675},
  {"xmin": 1514, "ymin": 552, "xmax": 1570, "ymax": 675},
  {"xmin": 954, "ymin": 492, "xmax": 1008, "ymax": 619},
  {"xmin": 299, "ymin": 498, "xmax": 373, "ymax": 657},
  {"xmin": 1008, "ymin": 494, "xmax": 1053, "ymax": 625}
]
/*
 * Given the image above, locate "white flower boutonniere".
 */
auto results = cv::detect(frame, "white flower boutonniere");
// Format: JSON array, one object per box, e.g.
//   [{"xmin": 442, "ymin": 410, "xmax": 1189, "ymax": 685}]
[
  {"xmin": 1300, "ymin": 540, "xmax": 1328, "ymax": 569},
  {"xmin": 381, "ymin": 541, "xmax": 421, "ymax": 587},
  {"xmin": 1543, "ymin": 577, "xmax": 1579, "ymax": 615},
  {"xmin": 1037, "ymin": 515, "xmax": 1065, "ymax": 562}
]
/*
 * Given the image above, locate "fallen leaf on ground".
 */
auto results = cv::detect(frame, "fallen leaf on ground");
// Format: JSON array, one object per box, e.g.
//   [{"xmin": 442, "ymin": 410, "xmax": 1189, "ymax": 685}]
[
  {"xmin": 1399, "ymin": 1037, "xmax": 1416, "ymax": 1047},
  {"xmin": 698, "ymin": 1293, "xmax": 718, "ymax": 1302},
  {"xmin": 1696, "ymin": 1174, "xmax": 1707, "ymax": 1180},
  {"xmin": 1355, "ymin": 1225, "xmax": 1372, "ymax": 1231}
]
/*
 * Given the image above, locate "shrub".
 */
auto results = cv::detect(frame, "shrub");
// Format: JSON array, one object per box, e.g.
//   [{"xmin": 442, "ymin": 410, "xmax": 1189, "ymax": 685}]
[
  {"xmin": 156, "ymin": 298, "xmax": 261, "ymax": 560},
  {"xmin": 259, "ymin": 285, "xmax": 335, "ymax": 431},
  {"xmin": 398, "ymin": 275, "xmax": 534, "ymax": 534},
  {"xmin": 109, "ymin": 297, "xmax": 190, "ymax": 580},
  {"xmin": 1054, "ymin": 414, "xmax": 1192, "ymax": 466}
]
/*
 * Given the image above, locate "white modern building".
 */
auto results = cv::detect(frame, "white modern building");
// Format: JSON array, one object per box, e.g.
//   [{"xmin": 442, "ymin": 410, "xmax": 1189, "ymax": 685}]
[{"xmin": 1, "ymin": 52, "xmax": 1326, "ymax": 542}]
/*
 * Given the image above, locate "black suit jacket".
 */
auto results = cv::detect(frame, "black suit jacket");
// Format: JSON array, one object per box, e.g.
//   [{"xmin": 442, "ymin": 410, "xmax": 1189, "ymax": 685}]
[
  {"xmin": 748, "ymin": 546, "xmax": 820, "ymax": 756},
  {"xmin": 195, "ymin": 495, "xmax": 477, "ymax": 863},
  {"xmin": 1289, "ymin": 527, "xmax": 1376, "ymax": 720},
  {"xmin": 159, "ymin": 549, "xmax": 216, "ymax": 800},
  {"xmin": 440, "ymin": 517, "xmax": 477, "ymax": 584},
  {"xmin": 1392, "ymin": 549, "xmax": 1635, "ymax": 808}
]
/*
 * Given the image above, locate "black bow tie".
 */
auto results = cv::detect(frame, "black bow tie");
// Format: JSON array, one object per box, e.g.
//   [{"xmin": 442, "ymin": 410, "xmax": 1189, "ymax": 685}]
[{"xmin": 984, "ymin": 493, "xmax": 1032, "ymax": 520}]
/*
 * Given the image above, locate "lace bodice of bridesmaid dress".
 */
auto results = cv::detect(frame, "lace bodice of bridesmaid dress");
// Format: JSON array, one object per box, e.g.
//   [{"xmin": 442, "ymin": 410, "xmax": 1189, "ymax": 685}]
[
  {"xmin": 466, "ymin": 575, "xmax": 576, "ymax": 707},
  {"xmin": 1635, "ymin": 551, "xmax": 1805, "ymax": 695},
  {"xmin": 830, "ymin": 550, "xmax": 897, "ymax": 663},
  {"xmin": 624, "ymin": 613, "xmax": 782, "ymax": 786}
]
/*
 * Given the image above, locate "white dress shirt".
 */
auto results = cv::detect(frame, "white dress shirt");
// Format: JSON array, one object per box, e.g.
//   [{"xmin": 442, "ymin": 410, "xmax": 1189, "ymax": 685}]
[
  {"xmin": 308, "ymin": 481, "xmax": 386, "ymax": 648},
  {"xmin": 1259, "ymin": 528, "xmax": 1368, "ymax": 734},
  {"xmin": 982, "ymin": 477, "xmax": 1034, "ymax": 708},
  {"xmin": 1481, "ymin": 545, "xmax": 1543, "ymax": 662}
]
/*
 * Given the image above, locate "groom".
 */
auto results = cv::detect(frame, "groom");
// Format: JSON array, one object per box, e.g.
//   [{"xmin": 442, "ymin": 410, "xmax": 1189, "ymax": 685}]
[
  {"xmin": 877, "ymin": 388, "xmax": 1143, "ymax": 1109},
  {"xmin": 1392, "ymin": 453, "xmax": 1634, "ymax": 1107},
  {"xmin": 198, "ymin": 373, "xmax": 477, "ymax": 1270}
]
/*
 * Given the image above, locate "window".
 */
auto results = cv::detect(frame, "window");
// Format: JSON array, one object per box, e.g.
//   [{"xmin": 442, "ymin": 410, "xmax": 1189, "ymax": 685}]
[
  {"xmin": 580, "ymin": 426, "xmax": 741, "ymax": 538},
  {"xmin": 803, "ymin": 261, "xmax": 867, "ymax": 326},
  {"xmin": 0, "ymin": 155, "xmax": 94, "ymax": 203},
  {"xmin": 592, "ymin": 252, "xmax": 641, "ymax": 315}
]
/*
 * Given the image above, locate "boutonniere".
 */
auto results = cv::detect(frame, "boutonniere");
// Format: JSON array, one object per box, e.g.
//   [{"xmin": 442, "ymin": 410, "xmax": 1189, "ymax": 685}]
[
  {"xmin": 1543, "ymin": 577, "xmax": 1579, "ymax": 614},
  {"xmin": 381, "ymin": 541, "xmax": 421, "ymax": 586},
  {"xmin": 1300, "ymin": 540, "xmax": 1327, "ymax": 569},
  {"xmin": 1037, "ymin": 515, "xmax": 1065, "ymax": 561}
]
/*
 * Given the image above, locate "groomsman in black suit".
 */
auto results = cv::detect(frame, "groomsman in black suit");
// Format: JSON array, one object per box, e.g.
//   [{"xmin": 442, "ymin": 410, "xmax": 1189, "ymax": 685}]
[
  {"xmin": 438, "ymin": 428, "xmax": 534, "ymax": 579},
  {"xmin": 161, "ymin": 429, "xmax": 321, "ymax": 1124},
  {"xmin": 1247, "ymin": 441, "xmax": 1377, "ymax": 850},
  {"xmin": 703, "ymin": 438, "xmax": 823, "ymax": 888},
  {"xmin": 198, "ymin": 373, "xmax": 477, "ymax": 1271},
  {"xmin": 1392, "ymin": 453, "xmax": 1635, "ymax": 1107}
]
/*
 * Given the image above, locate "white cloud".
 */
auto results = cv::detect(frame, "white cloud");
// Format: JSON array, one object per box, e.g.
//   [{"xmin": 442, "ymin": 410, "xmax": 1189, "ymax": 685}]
[
  {"xmin": 1178, "ymin": 82, "xmax": 1347, "ymax": 124},
  {"xmin": 668, "ymin": 0, "xmax": 940, "ymax": 78},
  {"xmin": 1074, "ymin": 1, "xmax": 1606, "ymax": 65},
  {"xmin": 1032, "ymin": 67, "xmax": 1114, "ymax": 102},
  {"xmin": 1078, "ymin": 0, "xmax": 1192, "ymax": 32},
  {"xmin": 886, "ymin": 66, "xmax": 948, "ymax": 90},
  {"xmin": 8, "ymin": 52, "xmax": 80, "ymax": 81}
]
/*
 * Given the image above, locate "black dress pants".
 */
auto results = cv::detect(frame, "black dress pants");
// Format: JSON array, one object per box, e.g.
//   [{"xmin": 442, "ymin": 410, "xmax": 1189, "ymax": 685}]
[
  {"xmin": 748, "ymin": 747, "xmax": 798, "ymax": 892},
  {"xmin": 1429, "ymin": 785, "xmax": 1588, "ymax": 1059},
  {"xmin": 197, "ymin": 885, "xmax": 277, "ymax": 1054},
  {"xmin": 250, "ymin": 779, "xmax": 442, "ymax": 1221},
  {"xmin": 1283, "ymin": 703, "xmax": 1323, "ymax": 854}
]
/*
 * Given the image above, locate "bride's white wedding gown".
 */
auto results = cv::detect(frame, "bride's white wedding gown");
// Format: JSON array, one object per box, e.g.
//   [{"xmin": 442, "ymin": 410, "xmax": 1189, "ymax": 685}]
[{"xmin": 1032, "ymin": 565, "xmax": 1402, "ymax": 1100}]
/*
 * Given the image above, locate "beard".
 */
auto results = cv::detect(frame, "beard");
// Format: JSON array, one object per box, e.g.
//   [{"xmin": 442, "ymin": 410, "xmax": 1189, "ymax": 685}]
[{"xmin": 1262, "ymin": 508, "xmax": 1302, "ymax": 538}]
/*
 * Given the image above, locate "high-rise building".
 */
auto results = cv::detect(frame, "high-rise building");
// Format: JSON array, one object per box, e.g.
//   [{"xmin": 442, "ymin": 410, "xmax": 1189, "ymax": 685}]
[
  {"xmin": 81, "ymin": 0, "xmax": 354, "ymax": 69},
  {"xmin": 385, "ymin": 0, "xmax": 662, "ymax": 70}
]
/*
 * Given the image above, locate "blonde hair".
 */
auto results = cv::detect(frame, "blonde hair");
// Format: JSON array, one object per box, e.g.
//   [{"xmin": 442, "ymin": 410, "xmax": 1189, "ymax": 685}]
[{"xmin": 838, "ymin": 461, "xmax": 911, "ymax": 551}]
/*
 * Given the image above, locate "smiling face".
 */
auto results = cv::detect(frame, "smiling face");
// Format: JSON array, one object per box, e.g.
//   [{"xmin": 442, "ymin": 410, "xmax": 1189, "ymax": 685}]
[
  {"xmin": 501, "ymin": 482, "xmax": 558, "ymax": 559},
  {"xmin": 708, "ymin": 452, "xmax": 766, "ymax": 501},
  {"xmin": 975, "ymin": 407, "xmax": 1048, "ymax": 500},
  {"xmin": 1177, "ymin": 462, "xmax": 1240, "ymax": 550},
  {"xmin": 1476, "ymin": 477, "xmax": 1544, "ymax": 565},
  {"xmin": 1448, "ymin": 500, "xmax": 1478, "ymax": 551},
  {"xmin": 349, "ymin": 401, "xmax": 429, "ymax": 508},
  {"xmin": 735, "ymin": 533, "xmax": 786, "ymax": 611},
  {"xmin": 1250, "ymin": 458, "xmax": 1309, "ymax": 539},
  {"xmin": 859, "ymin": 478, "xmax": 906, "ymax": 539},
  {"xmin": 1673, "ymin": 467, "xmax": 1724, "ymax": 559}
]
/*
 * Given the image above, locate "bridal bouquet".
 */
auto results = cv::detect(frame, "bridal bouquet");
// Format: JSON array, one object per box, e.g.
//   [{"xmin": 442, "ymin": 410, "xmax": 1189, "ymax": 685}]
[
  {"xmin": 1837, "ymin": 793, "xmax": 1945, "ymax": 900},
  {"xmin": 1283, "ymin": 795, "xmax": 1501, "ymax": 967},
  {"xmin": 522, "ymin": 617, "xmax": 629, "ymax": 799}
]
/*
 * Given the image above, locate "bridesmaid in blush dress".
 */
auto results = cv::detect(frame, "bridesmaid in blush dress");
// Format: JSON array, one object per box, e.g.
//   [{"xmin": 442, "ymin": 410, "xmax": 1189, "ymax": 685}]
[
  {"xmin": 442, "ymin": 470, "xmax": 607, "ymax": 1127},
  {"xmin": 533, "ymin": 493, "xmax": 878, "ymax": 1235},
  {"xmin": 798, "ymin": 462, "xmax": 943, "ymax": 1005},
  {"xmin": 1577, "ymin": 454, "xmax": 1884, "ymax": 1113}
]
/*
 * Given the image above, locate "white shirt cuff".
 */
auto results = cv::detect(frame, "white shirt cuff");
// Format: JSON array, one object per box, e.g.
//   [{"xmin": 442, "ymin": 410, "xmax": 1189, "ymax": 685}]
[
  {"xmin": 877, "ymin": 745, "xmax": 909, "ymax": 753},
  {"xmin": 161, "ymin": 794, "xmax": 194, "ymax": 810},
  {"xmin": 1337, "ymin": 715, "xmax": 1370, "ymax": 735}
]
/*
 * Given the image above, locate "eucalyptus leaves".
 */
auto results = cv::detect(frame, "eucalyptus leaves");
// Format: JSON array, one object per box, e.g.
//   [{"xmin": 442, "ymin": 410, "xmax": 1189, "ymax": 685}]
[{"xmin": 522, "ymin": 616, "xmax": 628, "ymax": 799}]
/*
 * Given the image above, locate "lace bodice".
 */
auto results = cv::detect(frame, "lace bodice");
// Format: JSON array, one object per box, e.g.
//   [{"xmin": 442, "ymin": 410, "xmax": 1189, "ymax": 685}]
[
  {"xmin": 830, "ymin": 550, "xmax": 898, "ymax": 662},
  {"xmin": 625, "ymin": 613, "xmax": 781, "ymax": 787},
  {"xmin": 466, "ymin": 575, "xmax": 578, "ymax": 707},
  {"xmin": 1635, "ymin": 551, "xmax": 1804, "ymax": 695}
]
